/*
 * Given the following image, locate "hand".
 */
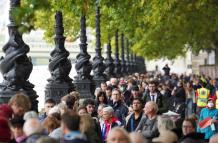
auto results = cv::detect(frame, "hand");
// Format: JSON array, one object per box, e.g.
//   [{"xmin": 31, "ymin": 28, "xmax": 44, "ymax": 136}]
[{"xmin": 211, "ymin": 119, "xmax": 218, "ymax": 124}]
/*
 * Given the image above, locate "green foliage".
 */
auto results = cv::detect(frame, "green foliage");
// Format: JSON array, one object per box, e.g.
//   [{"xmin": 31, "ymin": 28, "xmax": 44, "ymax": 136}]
[{"xmin": 12, "ymin": 0, "xmax": 218, "ymax": 60}]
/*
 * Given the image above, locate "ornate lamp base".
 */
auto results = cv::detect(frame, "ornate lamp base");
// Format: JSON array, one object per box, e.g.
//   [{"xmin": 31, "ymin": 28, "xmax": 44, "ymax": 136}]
[
  {"xmin": 45, "ymin": 82, "xmax": 74, "ymax": 104},
  {"xmin": 73, "ymin": 79, "xmax": 93, "ymax": 99},
  {"xmin": 93, "ymin": 76, "xmax": 106, "ymax": 88}
]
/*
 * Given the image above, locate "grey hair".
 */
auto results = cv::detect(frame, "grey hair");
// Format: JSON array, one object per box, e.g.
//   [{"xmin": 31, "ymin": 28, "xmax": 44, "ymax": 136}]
[
  {"xmin": 23, "ymin": 111, "xmax": 38, "ymax": 121},
  {"xmin": 23, "ymin": 118, "xmax": 43, "ymax": 136},
  {"xmin": 103, "ymin": 106, "xmax": 114, "ymax": 114},
  {"xmin": 94, "ymin": 87, "xmax": 102, "ymax": 96},
  {"xmin": 146, "ymin": 101, "xmax": 159, "ymax": 113},
  {"xmin": 157, "ymin": 116, "xmax": 176, "ymax": 131}
]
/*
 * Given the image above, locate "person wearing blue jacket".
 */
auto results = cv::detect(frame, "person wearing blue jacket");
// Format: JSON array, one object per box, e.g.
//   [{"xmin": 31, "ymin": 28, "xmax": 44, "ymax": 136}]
[{"xmin": 197, "ymin": 98, "xmax": 218, "ymax": 139}]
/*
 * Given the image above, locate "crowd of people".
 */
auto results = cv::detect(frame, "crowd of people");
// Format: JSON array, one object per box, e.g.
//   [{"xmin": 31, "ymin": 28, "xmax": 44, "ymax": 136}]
[{"xmin": 1, "ymin": 65, "xmax": 218, "ymax": 143}]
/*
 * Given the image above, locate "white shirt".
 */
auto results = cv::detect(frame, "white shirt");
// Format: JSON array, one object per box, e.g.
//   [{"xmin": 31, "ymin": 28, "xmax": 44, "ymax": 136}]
[{"xmin": 150, "ymin": 93, "xmax": 157, "ymax": 102}]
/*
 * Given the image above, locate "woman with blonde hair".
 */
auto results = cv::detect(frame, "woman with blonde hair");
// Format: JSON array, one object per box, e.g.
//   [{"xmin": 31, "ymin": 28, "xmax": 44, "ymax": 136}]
[
  {"xmin": 152, "ymin": 116, "xmax": 178, "ymax": 143},
  {"xmin": 8, "ymin": 93, "xmax": 31, "ymax": 117},
  {"xmin": 79, "ymin": 114, "xmax": 101, "ymax": 143},
  {"xmin": 107, "ymin": 127, "xmax": 131, "ymax": 143}
]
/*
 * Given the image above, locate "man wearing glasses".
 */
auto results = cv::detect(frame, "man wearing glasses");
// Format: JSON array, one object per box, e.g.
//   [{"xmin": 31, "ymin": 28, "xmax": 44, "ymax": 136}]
[{"xmin": 111, "ymin": 88, "xmax": 128, "ymax": 125}]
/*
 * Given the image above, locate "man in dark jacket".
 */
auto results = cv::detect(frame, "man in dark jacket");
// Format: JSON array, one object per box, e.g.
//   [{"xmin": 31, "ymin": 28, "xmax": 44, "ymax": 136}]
[
  {"xmin": 125, "ymin": 98, "xmax": 143, "ymax": 132},
  {"xmin": 38, "ymin": 98, "xmax": 55, "ymax": 122},
  {"xmin": 162, "ymin": 64, "xmax": 170, "ymax": 76},
  {"xmin": 111, "ymin": 88, "xmax": 128, "ymax": 125},
  {"xmin": 61, "ymin": 112, "xmax": 88, "ymax": 143},
  {"xmin": 169, "ymin": 81, "xmax": 186, "ymax": 117},
  {"xmin": 142, "ymin": 81, "xmax": 167, "ymax": 114}
]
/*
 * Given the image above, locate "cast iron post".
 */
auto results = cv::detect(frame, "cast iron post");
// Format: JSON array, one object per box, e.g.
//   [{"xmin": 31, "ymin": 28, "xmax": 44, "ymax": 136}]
[
  {"xmin": 92, "ymin": 7, "xmax": 106, "ymax": 88},
  {"xmin": 74, "ymin": 15, "xmax": 93, "ymax": 98},
  {"xmin": 130, "ymin": 53, "xmax": 134, "ymax": 74},
  {"xmin": 120, "ymin": 33, "xmax": 126, "ymax": 76},
  {"xmin": 104, "ymin": 35, "xmax": 115, "ymax": 79},
  {"xmin": 113, "ymin": 30, "xmax": 121, "ymax": 77},
  {"xmin": 45, "ymin": 11, "xmax": 74, "ymax": 103},
  {"xmin": 125, "ymin": 38, "xmax": 130, "ymax": 74},
  {"xmin": 133, "ymin": 54, "xmax": 137, "ymax": 73},
  {"xmin": 0, "ymin": 0, "xmax": 38, "ymax": 111}
]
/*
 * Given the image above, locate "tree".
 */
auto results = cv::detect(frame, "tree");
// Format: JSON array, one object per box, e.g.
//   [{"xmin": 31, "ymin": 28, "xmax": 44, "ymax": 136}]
[{"xmin": 13, "ymin": 0, "xmax": 218, "ymax": 60}]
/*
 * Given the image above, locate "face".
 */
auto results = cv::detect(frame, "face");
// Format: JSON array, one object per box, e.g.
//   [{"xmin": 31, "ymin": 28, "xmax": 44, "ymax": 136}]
[
  {"xmin": 44, "ymin": 103, "xmax": 55, "ymax": 115},
  {"xmin": 78, "ymin": 109, "xmax": 87, "ymax": 115},
  {"xmin": 131, "ymin": 90, "xmax": 139, "ymax": 97},
  {"xmin": 182, "ymin": 121, "xmax": 195, "ymax": 135},
  {"xmin": 142, "ymin": 82, "xmax": 147, "ymax": 89},
  {"xmin": 103, "ymin": 111, "xmax": 112, "ymax": 121},
  {"xmin": 11, "ymin": 126, "xmax": 24, "ymax": 138},
  {"xmin": 132, "ymin": 100, "xmax": 142, "ymax": 112},
  {"xmin": 101, "ymin": 83, "xmax": 107, "ymax": 92},
  {"xmin": 112, "ymin": 90, "xmax": 121, "ymax": 102},
  {"xmin": 98, "ymin": 107, "xmax": 103, "ymax": 117},
  {"xmin": 106, "ymin": 90, "xmax": 112, "ymax": 97},
  {"xmin": 207, "ymin": 101, "xmax": 215, "ymax": 109},
  {"xmin": 107, "ymin": 130, "xmax": 129, "ymax": 143},
  {"xmin": 11, "ymin": 104, "xmax": 25, "ymax": 116},
  {"xmin": 98, "ymin": 95, "xmax": 105, "ymax": 102},
  {"xmin": 86, "ymin": 104, "xmax": 95, "ymax": 114},
  {"xmin": 111, "ymin": 78, "xmax": 118, "ymax": 86},
  {"xmin": 128, "ymin": 106, "xmax": 133, "ymax": 114},
  {"xmin": 143, "ymin": 103, "xmax": 153, "ymax": 115},
  {"xmin": 210, "ymin": 80, "xmax": 215, "ymax": 86},
  {"xmin": 148, "ymin": 84, "xmax": 156, "ymax": 93}
]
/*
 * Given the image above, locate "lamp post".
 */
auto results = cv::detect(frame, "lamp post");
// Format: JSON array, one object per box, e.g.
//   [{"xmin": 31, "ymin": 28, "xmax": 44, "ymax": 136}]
[
  {"xmin": 92, "ymin": 6, "xmax": 106, "ymax": 88},
  {"xmin": 45, "ymin": 11, "xmax": 74, "ymax": 103},
  {"xmin": 120, "ymin": 33, "xmax": 126, "ymax": 76},
  {"xmin": 133, "ymin": 54, "xmax": 137, "ymax": 73},
  {"xmin": 74, "ymin": 15, "xmax": 93, "ymax": 98},
  {"xmin": 130, "ymin": 53, "xmax": 134, "ymax": 74},
  {"xmin": 113, "ymin": 30, "xmax": 121, "ymax": 77},
  {"xmin": 0, "ymin": 0, "xmax": 38, "ymax": 111},
  {"xmin": 125, "ymin": 38, "xmax": 130, "ymax": 75},
  {"xmin": 104, "ymin": 35, "xmax": 115, "ymax": 79}
]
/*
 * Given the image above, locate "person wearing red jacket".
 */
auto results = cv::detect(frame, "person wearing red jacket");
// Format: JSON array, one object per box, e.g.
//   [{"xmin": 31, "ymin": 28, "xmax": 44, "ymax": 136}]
[{"xmin": 100, "ymin": 106, "xmax": 121, "ymax": 142}]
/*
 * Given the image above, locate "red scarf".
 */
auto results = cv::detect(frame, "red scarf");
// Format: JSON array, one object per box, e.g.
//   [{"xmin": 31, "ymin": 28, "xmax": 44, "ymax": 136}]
[{"xmin": 103, "ymin": 117, "xmax": 119, "ymax": 140}]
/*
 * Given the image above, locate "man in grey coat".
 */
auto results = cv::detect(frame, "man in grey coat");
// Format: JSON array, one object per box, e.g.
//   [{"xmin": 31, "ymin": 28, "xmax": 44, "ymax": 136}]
[{"xmin": 136, "ymin": 101, "xmax": 159, "ymax": 140}]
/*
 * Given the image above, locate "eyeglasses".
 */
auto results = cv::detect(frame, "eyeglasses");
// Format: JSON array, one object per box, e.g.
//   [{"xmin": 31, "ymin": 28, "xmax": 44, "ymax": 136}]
[
  {"xmin": 133, "ymin": 102, "xmax": 142, "ymax": 104},
  {"xmin": 182, "ymin": 125, "xmax": 193, "ymax": 128}
]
